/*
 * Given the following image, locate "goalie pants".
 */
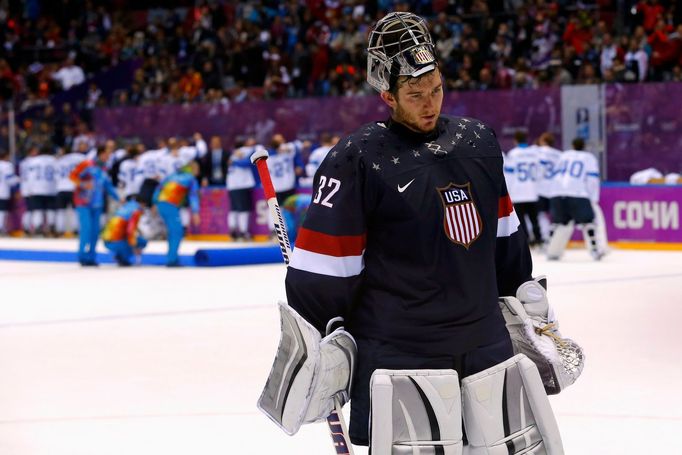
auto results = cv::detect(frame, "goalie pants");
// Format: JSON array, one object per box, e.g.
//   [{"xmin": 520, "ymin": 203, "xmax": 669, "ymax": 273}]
[{"xmin": 349, "ymin": 333, "xmax": 514, "ymax": 446}]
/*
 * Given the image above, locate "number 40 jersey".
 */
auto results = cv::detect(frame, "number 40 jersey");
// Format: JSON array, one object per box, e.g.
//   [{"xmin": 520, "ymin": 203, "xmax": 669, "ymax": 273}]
[{"xmin": 551, "ymin": 149, "xmax": 600, "ymax": 202}]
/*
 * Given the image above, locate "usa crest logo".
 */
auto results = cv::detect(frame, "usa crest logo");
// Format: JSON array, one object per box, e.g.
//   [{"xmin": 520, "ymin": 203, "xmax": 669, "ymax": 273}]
[
  {"xmin": 411, "ymin": 45, "xmax": 435, "ymax": 65},
  {"xmin": 437, "ymin": 183, "xmax": 482, "ymax": 248}
]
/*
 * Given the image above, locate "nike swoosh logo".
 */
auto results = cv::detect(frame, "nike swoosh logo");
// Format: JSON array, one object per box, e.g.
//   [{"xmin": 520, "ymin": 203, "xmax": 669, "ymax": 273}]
[{"xmin": 397, "ymin": 179, "xmax": 415, "ymax": 193}]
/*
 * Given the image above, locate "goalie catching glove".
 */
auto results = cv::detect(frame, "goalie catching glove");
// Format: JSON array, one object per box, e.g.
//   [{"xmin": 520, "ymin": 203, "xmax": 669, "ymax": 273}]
[
  {"xmin": 499, "ymin": 276, "xmax": 585, "ymax": 395},
  {"xmin": 257, "ymin": 302, "xmax": 357, "ymax": 435}
]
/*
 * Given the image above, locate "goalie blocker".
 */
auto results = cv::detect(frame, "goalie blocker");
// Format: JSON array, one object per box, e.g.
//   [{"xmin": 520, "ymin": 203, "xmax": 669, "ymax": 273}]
[{"xmin": 258, "ymin": 302, "xmax": 357, "ymax": 435}]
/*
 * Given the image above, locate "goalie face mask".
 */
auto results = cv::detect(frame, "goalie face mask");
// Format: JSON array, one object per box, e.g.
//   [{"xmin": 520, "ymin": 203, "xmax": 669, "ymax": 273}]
[{"xmin": 367, "ymin": 12, "xmax": 438, "ymax": 92}]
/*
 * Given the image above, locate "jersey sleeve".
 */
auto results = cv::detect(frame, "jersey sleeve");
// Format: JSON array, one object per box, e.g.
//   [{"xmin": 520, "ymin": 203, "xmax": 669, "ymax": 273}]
[
  {"xmin": 585, "ymin": 154, "xmax": 601, "ymax": 202},
  {"xmin": 285, "ymin": 142, "xmax": 368, "ymax": 333},
  {"xmin": 495, "ymin": 178, "xmax": 533, "ymax": 296}
]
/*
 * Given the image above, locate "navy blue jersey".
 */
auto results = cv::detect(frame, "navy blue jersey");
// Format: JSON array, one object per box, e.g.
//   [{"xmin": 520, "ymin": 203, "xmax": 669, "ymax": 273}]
[{"xmin": 285, "ymin": 115, "xmax": 532, "ymax": 356}]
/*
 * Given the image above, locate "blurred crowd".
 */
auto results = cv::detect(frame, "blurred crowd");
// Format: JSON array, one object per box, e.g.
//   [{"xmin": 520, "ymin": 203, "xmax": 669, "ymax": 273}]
[
  {"xmin": 2, "ymin": 1, "xmax": 682, "ymax": 108},
  {"xmin": 1, "ymin": 0, "xmax": 682, "ymax": 161}
]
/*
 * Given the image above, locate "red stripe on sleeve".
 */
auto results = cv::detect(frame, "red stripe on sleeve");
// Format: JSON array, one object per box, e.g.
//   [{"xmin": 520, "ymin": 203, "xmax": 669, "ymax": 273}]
[
  {"xmin": 498, "ymin": 195, "xmax": 514, "ymax": 218},
  {"xmin": 295, "ymin": 227, "xmax": 366, "ymax": 257}
]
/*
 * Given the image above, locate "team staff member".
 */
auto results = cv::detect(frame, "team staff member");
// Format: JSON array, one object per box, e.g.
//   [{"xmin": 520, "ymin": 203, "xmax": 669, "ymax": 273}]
[
  {"xmin": 70, "ymin": 145, "xmax": 119, "ymax": 266},
  {"xmin": 153, "ymin": 161, "xmax": 200, "ymax": 267},
  {"xmin": 102, "ymin": 197, "xmax": 147, "ymax": 266},
  {"xmin": 284, "ymin": 12, "xmax": 535, "ymax": 447}
]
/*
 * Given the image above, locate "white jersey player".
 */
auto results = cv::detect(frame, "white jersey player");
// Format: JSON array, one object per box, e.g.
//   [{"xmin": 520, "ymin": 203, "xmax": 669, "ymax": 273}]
[
  {"xmin": 504, "ymin": 132, "xmax": 543, "ymax": 245},
  {"xmin": 535, "ymin": 132, "xmax": 562, "ymax": 241},
  {"xmin": 536, "ymin": 143, "xmax": 562, "ymax": 200},
  {"xmin": 267, "ymin": 134, "xmax": 300, "ymax": 201},
  {"xmin": 55, "ymin": 150, "xmax": 85, "ymax": 235},
  {"xmin": 28, "ymin": 148, "xmax": 58, "ymax": 235},
  {"xmin": 0, "ymin": 154, "xmax": 18, "ymax": 233},
  {"xmin": 546, "ymin": 137, "xmax": 604, "ymax": 260},
  {"xmin": 504, "ymin": 143, "xmax": 540, "ymax": 203},
  {"xmin": 227, "ymin": 140, "xmax": 263, "ymax": 240},
  {"xmin": 118, "ymin": 147, "xmax": 144, "ymax": 201},
  {"xmin": 19, "ymin": 148, "xmax": 38, "ymax": 233},
  {"xmin": 137, "ymin": 146, "xmax": 167, "ymax": 206},
  {"xmin": 551, "ymin": 149, "xmax": 600, "ymax": 201},
  {"xmin": 304, "ymin": 134, "xmax": 338, "ymax": 186}
]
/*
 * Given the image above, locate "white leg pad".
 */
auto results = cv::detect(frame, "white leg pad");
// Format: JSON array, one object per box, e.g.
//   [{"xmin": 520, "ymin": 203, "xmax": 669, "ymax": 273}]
[
  {"xmin": 371, "ymin": 369, "xmax": 463, "ymax": 455},
  {"xmin": 461, "ymin": 354, "xmax": 564, "ymax": 455},
  {"xmin": 591, "ymin": 202, "xmax": 610, "ymax": 255},
  {"xmin": 545, "ymin": 222, "xmax": 573, "ymax": 260}
]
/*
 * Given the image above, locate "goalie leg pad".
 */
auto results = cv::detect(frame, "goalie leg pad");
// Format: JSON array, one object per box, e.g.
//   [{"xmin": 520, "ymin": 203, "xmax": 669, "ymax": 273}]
[
  {"xmin": 461, "ymin": 354, "xmax": 564, "ymax": 455},
  {"xmin": 257, "ymin": 302, "xmax": 356, "ymax": 435},
  {"xmin": 370, "ymin": 369, "xmax": 463, "ymax": 455},
  {"xmin": 546, "ymin": 222, "xmax": 574, "ymax": 260}
]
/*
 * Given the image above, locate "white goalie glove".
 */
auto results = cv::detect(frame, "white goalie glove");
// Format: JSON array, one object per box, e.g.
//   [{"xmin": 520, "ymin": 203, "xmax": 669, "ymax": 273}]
[{"xmin": 499, "ymin": 276, "xmax": 585, "ymax": 395}]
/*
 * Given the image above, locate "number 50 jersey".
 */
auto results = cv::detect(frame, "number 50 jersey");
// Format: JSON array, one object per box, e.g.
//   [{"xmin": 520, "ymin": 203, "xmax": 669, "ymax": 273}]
[{"xmin": 285, "ymin": 115, "xmax": 533, "ymax": 357}]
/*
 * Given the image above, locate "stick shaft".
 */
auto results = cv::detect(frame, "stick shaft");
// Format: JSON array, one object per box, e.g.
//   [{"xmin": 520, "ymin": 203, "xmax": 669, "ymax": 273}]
[
  {"xmin": 252, "ymin": 155, "xmax": 292, "ymax": 263},
  {"xmin": 252, "ymin": 152, "xmax": 355, "ymax": 455}
]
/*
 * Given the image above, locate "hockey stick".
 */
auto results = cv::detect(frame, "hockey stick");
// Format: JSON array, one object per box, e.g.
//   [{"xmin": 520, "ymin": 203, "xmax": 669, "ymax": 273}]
[{"xmin": 251, "ymin": 150, "xmax": 355, "ymax": 455}]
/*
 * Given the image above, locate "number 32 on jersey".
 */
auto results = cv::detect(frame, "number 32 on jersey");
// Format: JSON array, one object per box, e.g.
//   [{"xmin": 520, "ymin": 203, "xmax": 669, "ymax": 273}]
[{"xmin": 313, "ymin": 175, "xmax": 341, "ymax": 208}]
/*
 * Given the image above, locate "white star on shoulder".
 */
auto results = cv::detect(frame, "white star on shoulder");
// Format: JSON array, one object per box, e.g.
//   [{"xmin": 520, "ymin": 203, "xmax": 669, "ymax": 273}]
[
  {"xmin": 345, "ymin": 140, "xmax": 352, "ymax": 148},
  {"xmin": 332, "ymin": 150, "xmax": 339, "ymax": 157},
  {"xmin": 458, "ymin": 123, "xmax": 467, "ymax": 130},
  {"xmin": 372, "ymin": 162, "xmax": 381, "ymax": 171},
  {"xmin": 476, "ymin": 122, "xmax": 485, "ymax": 129},
  {"xmin": 412, "ymin": 149, "xmax": 421, "ymax": 157},
  {"xmin": 391, "ymin": 156, "xmax": 400, "ymax": 165},
  {"xmin": 456, "ymin": 133, "xmax": 463, "ymax": 139},
  {"xmin": 474, "ymin": 131, "xmax": 481, "ymax": 139}
]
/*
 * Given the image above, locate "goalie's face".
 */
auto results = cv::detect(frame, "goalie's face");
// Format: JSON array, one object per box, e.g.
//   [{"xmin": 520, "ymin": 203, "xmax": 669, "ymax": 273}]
[{"xmin": 381, "ymin": 69, "xmax": 443, "ymax": 134}]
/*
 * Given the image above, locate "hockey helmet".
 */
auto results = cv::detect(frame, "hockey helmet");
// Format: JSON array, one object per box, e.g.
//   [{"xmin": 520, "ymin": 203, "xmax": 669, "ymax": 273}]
[{"xmin": 367, "ymin": 12, "xmax": 438, "ymax": 92}]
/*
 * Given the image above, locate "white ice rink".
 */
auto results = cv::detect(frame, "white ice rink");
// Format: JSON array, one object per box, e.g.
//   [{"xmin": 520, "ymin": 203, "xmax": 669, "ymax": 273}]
[{"xmin": 1, "ymin": 242, "xmax": 681, "ymax": 455}]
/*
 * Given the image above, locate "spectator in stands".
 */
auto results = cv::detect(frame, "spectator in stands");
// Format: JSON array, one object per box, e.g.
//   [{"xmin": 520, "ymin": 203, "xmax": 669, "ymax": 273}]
[
  {"xmin": 625, "ymin": 38, "xmax": 650, "ymax": 81},
  {"xmin": 51, "ymin": 54, "xmax": 85, "ymax": 91}
]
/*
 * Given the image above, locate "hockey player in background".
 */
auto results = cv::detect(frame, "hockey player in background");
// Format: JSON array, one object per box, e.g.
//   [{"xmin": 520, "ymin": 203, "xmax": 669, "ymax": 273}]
[
  {"xmin": 303, "ymin": 133, "xmax": 339, "ymax": 185},
  {"xmin": 546, "ymin": 137, "xmax": 604, "ymax": 261},
  {"xmin": 55, "ymin": 146, "xmax": 85, "ymax": 237},
  {"xmin": 19, "ymin": 146, "xmax": 38, "ymax": 234},
  {"xmin": 70, "ymin": 145, "xmax": 119, "ymax": 266},
  {"xmin": 267, "ymin": 133, "xmax": 302, "ymax": 204},
  {"xmin": 152, "ymin": 161, "xmax": 200, "ymax": 267},
  {"xmin": 0, "ymin": 151, "xmax": 18, "ymax": 234},
  {"xmin": 102, "ymin": 197, "xmax": 147, "ymax": 266},
  {"xmin": 30, "ymin": 146, "xmax": 58, "ymax": 236},
  {"xmin": 117, "ymin": 144, "xmax": 145, "ymax": 201},
  {"xmin": 504, "ymin": 131, "xmax": 543, "ymax": 246},
  {"xmin": 536, "ymin": 132, "xmax": 562, "ymax": 244},
  {"xmin": 258, "ymin": 12, "xmax": 582, "ymax": 455},
  {"xmin": 227, "ymin": 138, "xmax": 262, "ymax": 241}
]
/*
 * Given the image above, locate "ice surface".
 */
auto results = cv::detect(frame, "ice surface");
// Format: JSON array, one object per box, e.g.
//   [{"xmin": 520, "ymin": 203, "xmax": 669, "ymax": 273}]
[{"xmin": 0, "ymin": 240, "xmax": 680, "ymax": 454}]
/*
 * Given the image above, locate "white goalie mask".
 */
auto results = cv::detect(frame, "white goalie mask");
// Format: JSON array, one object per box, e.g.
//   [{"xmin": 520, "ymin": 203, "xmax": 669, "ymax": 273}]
[{"xmin": 367, "ymin": 12, "xmax": 438, "ymax": 92}]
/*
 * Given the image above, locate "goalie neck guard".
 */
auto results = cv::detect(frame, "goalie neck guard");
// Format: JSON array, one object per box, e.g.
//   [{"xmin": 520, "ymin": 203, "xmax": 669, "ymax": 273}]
[{"xmin": 367, "ymin": 12, "xmax": 438, "ymax": 92}]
